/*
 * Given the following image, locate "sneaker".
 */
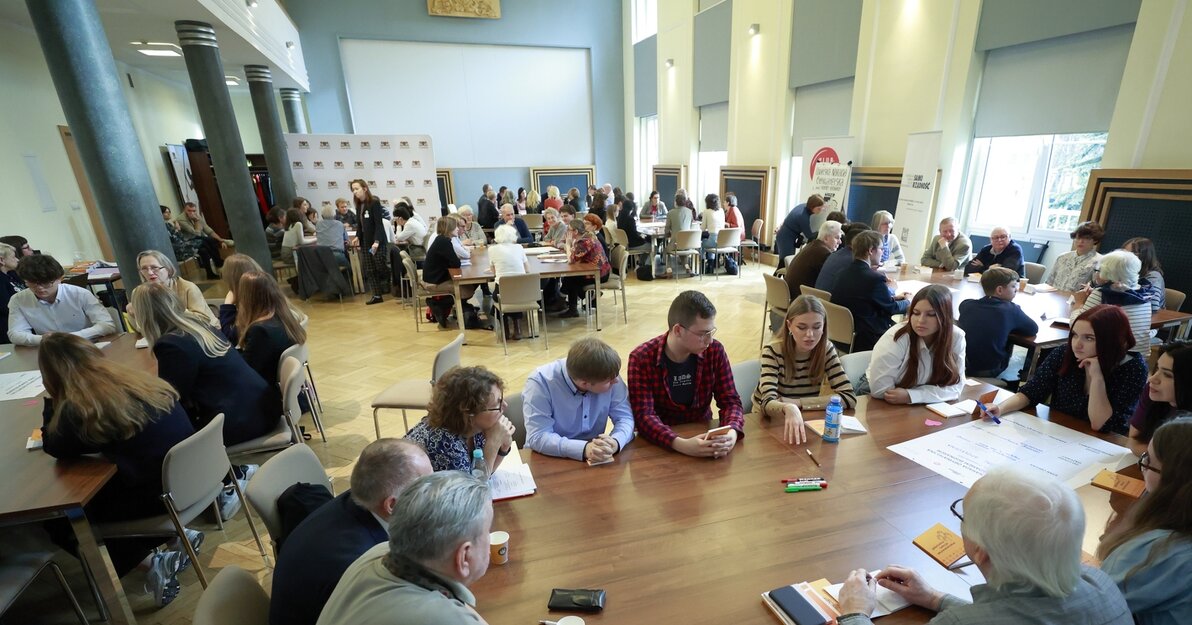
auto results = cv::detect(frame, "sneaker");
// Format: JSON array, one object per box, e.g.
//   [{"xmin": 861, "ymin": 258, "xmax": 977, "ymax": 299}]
[
  {"xmin": 169, "ymin": 528, "xmax": 205, "ymax": 572},
  {"xmin": 217, "ymin": 485, "xmax": 242, "ymax": 521},
  {"xmin": 144, "ymin": 549, "xmax": 182, "ymax": 608},
  {"xmin": 236, "ymin": 464, "xmax": 259, "ymax": 482}
]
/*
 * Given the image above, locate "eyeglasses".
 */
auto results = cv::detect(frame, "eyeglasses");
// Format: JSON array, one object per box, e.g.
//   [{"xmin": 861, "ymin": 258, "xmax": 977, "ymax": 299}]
[
  {"xmin": 479, "ymin": 397, "xmax": 506, "ymax": 414},
  {"xmin": 682, "ymin": 325, "xmax": 718, "ymax": 340},
  {"xmin": 26, "ymin": 280, "xmax": 57, "ymax": 290},
  {"xmin": 139, "ymin": 265, "xmax": 167, "ymax": 274},
  {"xmin": 1139, "ymin": 451, "xmax": 1161, "ymax": 474},
  {"xmin": 950, "ymin": 497, "xmax": 964, "ymax": 522}
]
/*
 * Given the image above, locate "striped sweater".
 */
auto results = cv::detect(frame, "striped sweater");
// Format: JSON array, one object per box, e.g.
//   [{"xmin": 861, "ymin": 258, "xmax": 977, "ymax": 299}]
[
  {"xmin": 1071, "ymin": 286, "xmax": 1153, "ymax": 354},
  {"xmin": 752, "ymin": 341, "xmax": 857, "ymax": 416}
]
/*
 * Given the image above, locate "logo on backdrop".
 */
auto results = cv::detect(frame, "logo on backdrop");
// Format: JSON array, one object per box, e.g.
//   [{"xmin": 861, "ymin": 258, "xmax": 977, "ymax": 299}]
[
  {"xmin": 380, "ymin": 141, "xmax": 391, "ymax": 149},
  {"xmin": 411, "ymin": 160, "xmax": 422, "ymax": 168},
  {"xmin": 386, "ymin": 180, "xmax": 397, "ymax": 188},
  {"xmin": 360, "ymin": 141, "xmax": 371, "ymax": 149},
  {"xmin": 327, "ymin": 181, "xmax": 339, "ymax": 189},
  {"xmin": 373, "ymin": 160, "xmax": 384, "ymax": 168},
  {"xmin": 423, "ymin": 179, "xmax": 433, "ymax": 187},
  {"xmin": 292, "ymin": 161, "xmax": 303, "ymax": 169},
  {"xmin": 313, "ymin": 161, "xmax": 324, "ymax": 169},
  {"xmin": 340, "ymin": 141, "xmax": 352, "ymax": 149},
  {"xmin": 319, "ymin": 141, "xmax": 331, "ymax": 149},
  {"xmin": 393, "ymin": 160, "xmax": 403, "ymax": 168},
  {"xmin": 297, "ymin": 140, "xmax": 309, "ymax": 149},
  {"xmin": 368, "ymin": 180, "xmax": 377, "ymax": 188},
  {"xmin": 354, "ymin": 161, "xmax": 365, "ymax": 169},
  {"xmin": 418, "ymin": 140, "xmax": 429, "ymax": 149},
  {"xmin": 405, "ymin": 179, "xmax": 415, "ymax": 188},
  {"xmin": 809, "ymin": 147, "xmax": 841, "ymax": 180},
  {"xmin": 307, "ymin": 181, "xmax": 318, "ymax": 189},
  {"xmin": 399, "ymin": 141, "xmax": 410, "ymax": 149},
  {"xmin": 334, "ymin": 161, "xmax": 345, "ymax": 169},
  {"xmin": 322, "ymin": 201, "xmax": 332, "ymax": 207}
]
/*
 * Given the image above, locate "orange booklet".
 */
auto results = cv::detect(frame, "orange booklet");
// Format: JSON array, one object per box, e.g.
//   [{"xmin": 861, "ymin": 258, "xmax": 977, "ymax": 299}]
[
  {"xmin": 914, "ymin": 523, "xmax": 967, "ymax": 568},
  {"xmin": 1091, "ymin": 469, "xmax": 1146, "ymax": 498}
]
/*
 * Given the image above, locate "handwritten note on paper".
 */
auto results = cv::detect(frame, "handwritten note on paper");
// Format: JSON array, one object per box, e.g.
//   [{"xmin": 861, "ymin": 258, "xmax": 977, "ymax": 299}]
[
  {"xmin": 0, "ymin": 371, "xmax": 45, "ymax": 401},
  {"xmin": 489, "ymin": 464, "xmax": 537, "ymax": 501},
  {"xmin": 914, "ymin": 523, "xmax": 967, "ymax": 567}
]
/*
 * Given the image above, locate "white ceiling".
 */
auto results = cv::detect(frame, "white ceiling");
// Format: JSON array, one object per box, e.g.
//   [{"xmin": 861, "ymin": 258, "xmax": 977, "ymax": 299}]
[{"xmin": 0, "ymin": 0, "xmax": 307, "ymax": 90}]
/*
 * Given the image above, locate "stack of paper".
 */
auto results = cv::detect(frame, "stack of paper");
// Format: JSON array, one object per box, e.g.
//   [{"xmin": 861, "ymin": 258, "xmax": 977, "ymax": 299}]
[
  {"xmin": 825, "ymin": 572, "xmax": 911, "ymax": 618},
  {"xmin": 0, "ymin": 371, "xmax": 44, "ymax": 401},
  {"xmin": 806, "ymin": 416, "xmax": 868, "ymax": 436},
  {"xmin": 488, "ymin": 443, "xmax": 537, "ymax": 501}
]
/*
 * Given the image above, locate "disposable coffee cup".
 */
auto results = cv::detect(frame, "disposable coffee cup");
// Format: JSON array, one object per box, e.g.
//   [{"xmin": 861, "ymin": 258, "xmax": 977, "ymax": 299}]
[
  {"xmin": 490, "ymin": 531, "xmax": 510, "ymax": 565},
  {"xmin": 952, "ymin": 269, "xmax": 963, "ymax": 279},
  {"xmin": 1019, "ymin": 277, "xmax": 1029, "ymax": 290}
]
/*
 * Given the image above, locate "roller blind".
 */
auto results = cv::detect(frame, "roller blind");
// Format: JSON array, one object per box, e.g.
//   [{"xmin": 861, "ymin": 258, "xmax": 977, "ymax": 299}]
[
  {"xmin": 976, "ymin": 0, "xmax": 1140, "ymax": 51},
  {"xmin": 693, "ymin": 0, "xmax": 732, "ymax": 107},
  {"xmin": 791, "ymin": 78, "xmax": 854, "ymax": 147},
  {"xmin": 789, "ymin": 0, "xmax": 862, "ymax": 89},
  {"xmin": 973, "ymin": 25, "xmax": 1133, "ymax": 138},
  {"xmin": 634, "ymin": 35, "xmax": 658, "ymax": 117},
  {"xmin": 699, "ymin": 103, "xmax": 728, "ymax": 152}
]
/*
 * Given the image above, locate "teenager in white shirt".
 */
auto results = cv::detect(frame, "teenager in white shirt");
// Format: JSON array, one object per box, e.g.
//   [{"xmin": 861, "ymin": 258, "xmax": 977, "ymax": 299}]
[{"xmin": 866, "ymin": 284, "xmax": 966, "ymax": 404}]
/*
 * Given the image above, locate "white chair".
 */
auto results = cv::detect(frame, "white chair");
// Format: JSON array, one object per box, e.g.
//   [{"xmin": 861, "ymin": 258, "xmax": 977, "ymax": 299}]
[
  {"xmin": 671, "ymin": 229, "xmax": 703, "ymax": 277},
  {"xmin": 504, "ymin": 392, "xmax": 527, "ymax": 448},
  {"xmin": 192, "ymin": 565, "xmax": 269, "ymax": 625},
  {"xmin": 400, "ymin": 251, "xmax": 437, "ymax": 332},
  {"xmin": 799, "ymin": 284, "xmax": 832, "ymax": 302},
  {"xmin": 371, "ymin": 333, "xmax": 464, "ymax": 438},
  {"xmin": 738, "ymin": 218, "xmax": 763, "ymax": 263},
  {"xmin": 823, "ymin": 300, "xmax": 855, "ymax": 353},
  {"xmin": 709, "ymin": 228, "xmax": 743, "ymax": 279},
  {"xmin": 244, "ymin": 444, "xmax": 332, "ymax": 555},
  {"xmin": 494, "ymin": 273, "xmax": 548, "ymax": 354},
  {"xmin": 1024, "ymin": 262, "xmax": 1046, "ymax": 285},
  {"xmin": 97, "ymin": 414, "xmax": 268, "ymax": 588},
  {"xmin": 599, "ymin": 245, "xmax": 630, "ymax": 323},
  {"xmin": 732, "ymin": 359, "xmax": 762, "ymax": 415},
  {"xmin": 839, "ymin": 351, "xmax": 872, "ymax": 390},
  {"xmin": 226, "ymin": 358, "xmax": 305, "ymax": 457},
  {"xmin": 279, "ymin": 343, "xmax": 325, "ymax": 443},
  {"xmin": 761, "ymin": 273, "xmax": 791, "ymax": 350}
]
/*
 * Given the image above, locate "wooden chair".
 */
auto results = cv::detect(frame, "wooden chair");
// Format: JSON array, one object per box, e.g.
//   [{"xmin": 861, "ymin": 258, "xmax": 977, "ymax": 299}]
[
  {"xmin": 97, "ymin": 415, "xmax": 268, "ymax": 588},
  {"xmin": 823, "ymin": 300, "xmax": 855, "ymax": 353},
  {"xmin": 192, "ymin": 566, "xmax": 269, "ymax": 625},
  {"xmin": 800, "ymin": 284, "xmax": 832, "ymax": 302},
  {"xmin": 371, "ymin": 333, "xmax": 464, "ymax": 438},
  {"xmin": 761, "ymin": 273, "xmax": 791, "ymax": 350},
  {"xmin": 709, "ymin": 228, "xmax": 743, "ymax": 279},
  {"xmin": 1024, "ymin": 262, "xmax": 1046, "ymax": 285},
  {"xmin": 493, "ymin": 273, "xmax": 548, "ymax": 355}
]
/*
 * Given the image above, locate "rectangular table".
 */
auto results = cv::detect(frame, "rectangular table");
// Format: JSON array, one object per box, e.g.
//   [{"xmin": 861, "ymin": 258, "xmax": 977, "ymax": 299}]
[
  {"xmin": 470, "ymin": 381, "xmax": 1133, "ymax": 624},
  {"xmin": 0, "ymin": 335, "xmax": 145, "ymax": 624},
  {"xmin": 448, "ymin": 247, "xmax": 601, "ymax": 341},
  {"xmin": 891, "ymin": 266, "xmax": 1192, "ymax": 378}
]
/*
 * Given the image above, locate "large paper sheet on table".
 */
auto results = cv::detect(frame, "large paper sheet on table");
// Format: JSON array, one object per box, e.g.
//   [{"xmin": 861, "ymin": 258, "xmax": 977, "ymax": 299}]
[
  {"xmin": 0, "ymin": 371, "xmax": 44, "ymax": 401},
  {"xmin": 888, "ymin": 413, "xmax": 1133, "ymax": 489}
]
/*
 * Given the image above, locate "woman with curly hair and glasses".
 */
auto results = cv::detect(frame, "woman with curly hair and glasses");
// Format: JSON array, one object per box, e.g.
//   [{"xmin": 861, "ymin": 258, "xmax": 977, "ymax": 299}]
[{"xmin": 404, "ymin": 366, "xmax": 516, "ymax": 476}]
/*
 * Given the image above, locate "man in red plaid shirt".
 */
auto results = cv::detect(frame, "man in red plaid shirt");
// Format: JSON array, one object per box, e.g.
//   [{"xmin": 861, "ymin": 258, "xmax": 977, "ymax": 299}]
[{"xmin": 627, "ymin": 291, "xmax": 744, "ymax": 457}]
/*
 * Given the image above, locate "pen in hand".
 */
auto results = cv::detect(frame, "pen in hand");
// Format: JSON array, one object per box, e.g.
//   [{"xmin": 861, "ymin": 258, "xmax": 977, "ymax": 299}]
[{"xmin": 975, "ymin": 399, "xmax": 1001, "ymax": 425}]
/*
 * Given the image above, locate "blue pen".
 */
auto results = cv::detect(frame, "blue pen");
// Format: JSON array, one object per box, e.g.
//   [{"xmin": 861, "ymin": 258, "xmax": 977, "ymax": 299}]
[{"xmin": 975, "ymin": 399, "xmax": 1001, "ymax": 424}]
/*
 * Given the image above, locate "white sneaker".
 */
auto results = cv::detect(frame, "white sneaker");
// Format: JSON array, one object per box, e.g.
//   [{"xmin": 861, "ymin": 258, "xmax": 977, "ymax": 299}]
[
  {"xmin": 144, "ymin": 549, "xmax": 182, "ymax": 608},
  {"xmin": 237, "ymin": 464, "xmax": 259, "ymax": 482},
  {"xmin": 217, "ymin": 485, "xmax": 242, "ymax": 521},
  {"xmin": 171, "ymin": 528, "xmax": 204, "ymax": 572}
]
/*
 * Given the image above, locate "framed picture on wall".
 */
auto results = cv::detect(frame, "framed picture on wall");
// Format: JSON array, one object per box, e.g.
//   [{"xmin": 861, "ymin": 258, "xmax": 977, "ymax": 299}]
[
  {"xmin": 719, "ymin": 166, "xmax": 773, "ymax": 246},
  {"xmin": 436, "ymin": 169, "xmax": 455, "ymax": 215},
  {"xmin": 531, "ymin": 166, "xmax": 597, "ymax": 210},
  {"xmin": 652, "ymin": 165, "xmax": 686, "ymax": 208}
]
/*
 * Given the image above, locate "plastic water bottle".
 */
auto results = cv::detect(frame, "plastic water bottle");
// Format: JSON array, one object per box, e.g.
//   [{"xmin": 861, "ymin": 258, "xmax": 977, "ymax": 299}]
[
  {"xmin": 470, "ymin": 449, "xmax": 487, "ymax": 481},
  {"xmin": 822, "ymin": 395, "xmax": 843, "ymax": 443}
]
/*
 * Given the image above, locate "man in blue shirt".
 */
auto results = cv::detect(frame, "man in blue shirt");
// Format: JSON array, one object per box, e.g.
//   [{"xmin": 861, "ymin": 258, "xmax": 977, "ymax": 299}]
[
  {"xmin": 958, "ymin": 267, "xmax": 1039, "ymax": 379},
  {"xmin": 965, "ymin": 226, "xmax": 1025, "ymax": 277},
  {"xmin": 524, "ymin": 337, "xmax": 635, "ymax": 462},
  {"xmin": 775, "ymin": 194, "xmax": 825, "ymax": 263}
]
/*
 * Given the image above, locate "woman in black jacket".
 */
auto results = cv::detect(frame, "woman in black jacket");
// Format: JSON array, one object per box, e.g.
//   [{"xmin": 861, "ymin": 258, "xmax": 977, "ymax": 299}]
[
  {"xmin": 616, "ymin": 198, "xmax": 651, "ymax": 256},
  {"xmin": 353, "ymin": 179, "xmax": 390, "ymax": 304},
  {"xmin": 39, "ymin": 333, "xmax": 197, "ymax": 606},
  {"xmin": 233, "ymin": 270, "xmax": 308, "ymax": 415},
  {"xmin": 422, "ymin": 215, "xmax": 486, "ymax": 328}
]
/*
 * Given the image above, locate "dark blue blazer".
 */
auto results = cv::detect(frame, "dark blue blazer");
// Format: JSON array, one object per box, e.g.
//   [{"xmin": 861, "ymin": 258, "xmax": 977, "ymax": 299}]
[
  {"xmin": 964, "ymin": 241, "xmax": 1025, "ymax": 277},
  {"xmin": 831, "ymin": 259, "xmax": 909, "ymax": 352},
  {"xmin": 776, "ymin": 203, "xmax": 814, "ymax": 259},
  {"xmin": 269, "ymin": 491, "xmax": 388, "ymax": 625},
  {"xmin": 153, "ymin": 332, "xmax": 273, "ymax": 446},
  {"xmin": 510, "ymin": 217, "xmax": 535, "ymax": 244},
  {"xmin": 958, "ymin": 296, "xmax": 1039, "ymax": 375}
]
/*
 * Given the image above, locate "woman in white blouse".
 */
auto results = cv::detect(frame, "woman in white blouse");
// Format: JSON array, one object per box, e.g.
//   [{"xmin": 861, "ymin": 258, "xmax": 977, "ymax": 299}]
[
  {"xmin": 700, "ymin": 193, "xmax": 726, "ymax": 270},
  {"xmin": 1047, "ymin": 221, "xmax": 1103, "ymax": 292},
  {"xmin": 489, "ymin": 224, "xmax": 530, "ymax": 341},
  {"xmin": 867, "ymin": 284, "xmax": 966, "ymax": 404}
]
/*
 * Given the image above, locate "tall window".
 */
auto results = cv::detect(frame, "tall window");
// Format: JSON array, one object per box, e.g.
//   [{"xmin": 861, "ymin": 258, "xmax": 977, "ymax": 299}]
[
  {"xmin": 636, "ymin": 115, "xmax": 658, "ymax": 197},
  {"xmin": 696, "ymin": 151, "xmax": 727, "ymax": 202},
  {"xmin": 965, "ymin": 132, "xmax": 1106, "ymax": 237},
  {"xmin": 633, "ymin": 0, "xmax": 657, "ymax": 43}
]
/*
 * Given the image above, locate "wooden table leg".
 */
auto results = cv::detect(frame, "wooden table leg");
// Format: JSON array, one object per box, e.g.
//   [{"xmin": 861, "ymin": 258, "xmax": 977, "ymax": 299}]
[
  {"xmin": 594, "ymin": 268, "xmax": 601, "ymax": 331},
  {"xmin": 68, "ymin": 506, "xmax": 136, "ymax": 624}
]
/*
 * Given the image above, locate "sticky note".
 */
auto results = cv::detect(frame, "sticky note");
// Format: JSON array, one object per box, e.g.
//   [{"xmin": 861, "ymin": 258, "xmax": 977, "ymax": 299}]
[
  {"xmin": 914, "ymin": 522, "xmax": 966, "ymax": 567},
  {"xmin": 1091, "ymin": 469, "xmax": 1146, "ymax": 498},
  {"xmin": 924, "ymin": 418, "xmax": 943, "ymax": 427}
]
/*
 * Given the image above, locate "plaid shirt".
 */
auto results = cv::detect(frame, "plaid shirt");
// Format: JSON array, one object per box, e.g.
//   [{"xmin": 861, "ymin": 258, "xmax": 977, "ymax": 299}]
[{"xmin": 627, "ymin": 333, "xmax": 744, "ymax": 448}]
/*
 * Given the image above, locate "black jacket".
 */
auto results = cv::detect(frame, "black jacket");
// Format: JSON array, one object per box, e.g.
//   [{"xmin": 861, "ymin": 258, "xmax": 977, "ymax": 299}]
[
  {"xmin": 357, "ymin": 198, "xmax": 387, "ymax": 248},
  {"xmin": 831, "ymin": 259, "xmax": 910, "ymax": 352},
  {"xmin": 477, "ymin": 198, "xmax": 499, "ymax": 228},
  {"xmin": 617, "ymin": 201, "xmax": 648, "ymax": 248},
  {"xmin": 423, "ymin": 235, "xmax": 461, "ymax": 285}
]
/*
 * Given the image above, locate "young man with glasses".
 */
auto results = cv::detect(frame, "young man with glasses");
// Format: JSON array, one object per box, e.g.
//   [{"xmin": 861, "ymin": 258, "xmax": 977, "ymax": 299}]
[
  {"xmin": 965, "ymin": 226, "xmax": 1025, "ymax": 278},
  {"xmin": 627, "ymin": 290, "xmax": 744, "ymax": 458},
  {"xmin": 7, "ymin": 254, "xmax": 115, "ymax": 346}
]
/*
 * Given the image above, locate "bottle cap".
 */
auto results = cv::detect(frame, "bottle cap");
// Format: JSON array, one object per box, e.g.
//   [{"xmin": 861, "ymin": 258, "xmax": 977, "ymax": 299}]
[{"xmin": 473, "ymin": 449, "xmax": 483, "ymax": 458}]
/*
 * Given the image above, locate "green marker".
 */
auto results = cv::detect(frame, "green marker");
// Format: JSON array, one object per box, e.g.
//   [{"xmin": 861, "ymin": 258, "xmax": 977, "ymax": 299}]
[{"xmin": 785, "ymin": 484, "xmax": 823, "ymax": 493}]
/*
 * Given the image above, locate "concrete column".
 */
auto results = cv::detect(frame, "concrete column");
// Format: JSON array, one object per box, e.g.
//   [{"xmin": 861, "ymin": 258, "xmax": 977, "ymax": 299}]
[
  {"xmin": 175, "ymin": 20, "xmax": 272, "ymax": 271},
  {"xmin": 26, "ymin": 0, "xmax": 176, "ymax": 289},
  {"xmin": 245, "ymin": 65, "xmax": 296, "ymax": 212},
  {"xmin": 280, "ymin": 88, "xmax": 309, "ymax": 134}
]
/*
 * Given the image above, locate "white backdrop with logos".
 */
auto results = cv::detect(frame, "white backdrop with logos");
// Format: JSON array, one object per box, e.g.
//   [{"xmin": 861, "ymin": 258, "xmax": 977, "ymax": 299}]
[
  {"xmin": 285, "ymin": 133, "xmax": 440, "ymax": 225},
  {"xmin": 802, "ymin": 136, "xmax": 855, "ymax": 233},
  {"xmin": 893, "ymin": 131, "xmax": 942, "ymax": 263}
]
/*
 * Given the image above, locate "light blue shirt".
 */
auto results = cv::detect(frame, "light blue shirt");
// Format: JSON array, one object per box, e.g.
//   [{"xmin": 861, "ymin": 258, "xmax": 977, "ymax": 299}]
[
  {"xmin": 523, "ymin": 358, "xmax": 634, "ymax": 460},
  {"xmin": 1101, "ymin": 529, "xmax": 1192, "ymax": 625},
  {"xmin": 7, "ymin": 283, "xmax": 115, "ymax": 346}
]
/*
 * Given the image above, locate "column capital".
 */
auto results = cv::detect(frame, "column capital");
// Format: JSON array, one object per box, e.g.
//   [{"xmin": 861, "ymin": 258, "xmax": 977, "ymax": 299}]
[
  {"xmin": 280, "ymin": 87, "xmax": 302, "ymax": 100},
  {"xmin": 245, "ymin": 64, "xmax": 273, "ymax": 83},
  {"xmin": 175, "ymin": 20, "xmax": 218, "ymax": 48}
]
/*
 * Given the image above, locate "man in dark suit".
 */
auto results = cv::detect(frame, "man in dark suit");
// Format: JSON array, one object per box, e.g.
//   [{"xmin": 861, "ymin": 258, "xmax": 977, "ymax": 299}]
[
  {"xmin": 964, "ymin": 226, "xmax": 1025, "ymax": 277},
  {"xmin": 784, "ymin": 220, "xmax": 842, "ymax": 299},
  {"xmin": 269, "ymin": 439, "xmax": 432, "ymax": 625},
  {"xmin": 831, "ymin": 231, "xmax": 910, "ymax": 351},
  {"xmin": 477, "ymin": 188, "xmax": 499, "ymax": 229}
]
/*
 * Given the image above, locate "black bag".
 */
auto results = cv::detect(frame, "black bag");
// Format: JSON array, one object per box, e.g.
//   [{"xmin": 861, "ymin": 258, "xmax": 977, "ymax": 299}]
[
  {"xmin": 274, "ymin": 482, "xmax": 333, "ymax": 553},
  {"xmin": 724, "ymin": 256, "xmax": 739, "ymax": 275},
  {"xmin": 636, "ymin": 264, "xmax": 655, "ymax": 281},
  {"xmin": 427, "ymin": 295, "xmax": 455, "ymax": 323}
]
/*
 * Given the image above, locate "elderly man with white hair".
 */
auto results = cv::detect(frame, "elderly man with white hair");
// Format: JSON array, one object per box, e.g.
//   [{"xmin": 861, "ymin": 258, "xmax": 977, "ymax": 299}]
[
  {"xmin": 964, "ymin": 226, "xmax": 1025, "ymax": 277},
  {"xmin": 920, "ymin": 217, "xmax": 972, "ymax": 271},
  {"xmin": 317, "ymin": 471, "xmax": 493, "ymax": 625},
  {"xmin": 783, "ymin": 220, "xmax": 842, "ymax": 299},
  {"xmin": 834, "ymin": 465, "xmax": 1132, "ymax": 625}
]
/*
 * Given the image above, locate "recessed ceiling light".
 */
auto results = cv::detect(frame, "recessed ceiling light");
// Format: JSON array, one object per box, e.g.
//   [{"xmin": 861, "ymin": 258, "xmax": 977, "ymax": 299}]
[
  {"xmin": 225, "ymin": 76, "xmax": 240, "ymax": 85},
  {"xmin": 138, "ymin": 49, "xmax": 182, "ymax": 57},
  {"xmin": 132, "ymin": 41, "xmax": 182, "ymax": 57},
  {"xmin": 247, "ymin": 0, "xmax": 258, "ymax": 6}
]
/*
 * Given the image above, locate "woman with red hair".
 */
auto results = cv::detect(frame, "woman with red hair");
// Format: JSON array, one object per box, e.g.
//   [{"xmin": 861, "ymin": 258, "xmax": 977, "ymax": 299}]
[
  {"xmin": 987, "ymin": 304, "xmax": 1147, "ymax": 434},
  {"xmin": 557, "ymin": 214, "xmax": 610, "ymax": 318}
]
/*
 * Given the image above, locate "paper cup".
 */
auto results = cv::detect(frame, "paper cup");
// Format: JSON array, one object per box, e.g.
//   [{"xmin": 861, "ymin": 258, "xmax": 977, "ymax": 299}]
[
  {"xmin": 952, "ymin": 269, "xmax": 964, "ymax": 279},
  {"xmin": 558, "ymin": 617, "xmax": 586, "ymax": 625},
  {"xmin": 1019, "ymin": 277, "xmax": 1029, "ymax": 290},
  {"xmin": 490, "ymin": 531, "xmax": 510, "ymax": 565}
]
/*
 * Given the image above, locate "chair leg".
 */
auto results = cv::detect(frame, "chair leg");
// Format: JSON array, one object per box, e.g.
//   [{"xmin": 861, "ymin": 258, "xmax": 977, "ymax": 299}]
[
  {"xmin": 497, "ymin": 310, "xmax": 508, "ymax": 355},
  {"xmin": 539, "ymin": 307, "xmax": 549, "ymax": 350},
  {"xmin": 74, "ymin": 552, "xmax": 108, "ymax": 623},
  {"xmin": 305, "ymin": 387, "xmax": 327, "ymax": 443},
  {"xmin": 373, "ymin": 408, "xmax": 382, "ymax": 440},
  {"xmin": 760, "ymin": 302, "xmax": 769, "ymax": 352},
  {"xmin": 228, "ymin": 470, "xmax": 269, "ymax": 561},
  {"xmin": 211, "ymin": 500, "xmax": 224, "ymax": 530},
  {"xmin": 621, "ymin": 285, "xmax": 628, "ymax": 323},
  {"xmin": 164, "ymin": 495, "xmax": 208, "ymax": 589},
  {"xmin": 304, "ymin": 363, "xmax": 323, "ymax": 412},
  {"xmin": 48, "ymin": 562, "xmax": 91, "ymax": 625},
  {"xmin": 401, "ymin": 409, "xmax": 410, "ymax": 433}
]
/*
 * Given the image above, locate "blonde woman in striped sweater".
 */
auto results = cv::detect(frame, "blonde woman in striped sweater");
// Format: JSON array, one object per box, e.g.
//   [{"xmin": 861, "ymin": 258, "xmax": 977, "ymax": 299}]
[{"xmin": 753, "ymin": 295, "xmax": 856, "ymax": 445}]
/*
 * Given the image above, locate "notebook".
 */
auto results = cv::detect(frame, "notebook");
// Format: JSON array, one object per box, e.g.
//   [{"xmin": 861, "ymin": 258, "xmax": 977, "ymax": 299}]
[
  {"xmin": 824, "ymin": 572, "xmax": 911, "ymax": 618},
  {"xmin": 925, "ymin": 399, "xmax": 977, "ymax": 419}
]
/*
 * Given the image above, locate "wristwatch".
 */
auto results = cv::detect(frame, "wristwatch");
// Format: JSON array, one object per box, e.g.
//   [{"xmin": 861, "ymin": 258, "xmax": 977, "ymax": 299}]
[{"xmin": 497, "ymin": 447, "xmax": 512, "ymax": 457}]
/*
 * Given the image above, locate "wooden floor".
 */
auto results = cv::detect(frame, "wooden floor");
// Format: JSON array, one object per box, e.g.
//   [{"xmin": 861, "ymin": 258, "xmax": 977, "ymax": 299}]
[{"xmin": 6, "ymin": 259, "xmax": 775, "ymax": 625}]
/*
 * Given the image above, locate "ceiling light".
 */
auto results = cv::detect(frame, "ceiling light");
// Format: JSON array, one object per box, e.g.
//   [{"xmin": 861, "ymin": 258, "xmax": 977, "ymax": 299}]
[
  {"xmin": 132, "ymin": 41, "xmax": 182, "ymax": 57},
  {"xmin": 748, "ymin": 23, "xmax": 760, "ymax": 35},
  {"xmin": 286, "ymin": 41, "xmax": 295, "ymax": 49},
  {"xmin": 664, "ymin": 58, "xmax": 674, "ymax": 69},
  {"xmin": 138, "ymin": 49, "xmax": 182, "ymax": 57},
  {"xmin": 225, "ymin": 76, "xmax": 240, "ymax": 85},
  {"xmin": 247, "ymin": 0, "xmax": 259, "ymax": 7}
]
